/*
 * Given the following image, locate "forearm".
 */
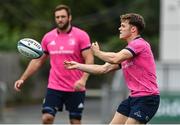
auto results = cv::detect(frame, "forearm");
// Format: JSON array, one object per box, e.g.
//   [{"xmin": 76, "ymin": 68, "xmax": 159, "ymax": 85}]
[
  {"xmin": 94, "ymin": 49, "xmax": 133, "ymax": 64},
  {"xmin": 77, "ymin": 63, "xmax": 107, "ymax": 75},
  {"xmin": 20, "ymin": 59, "xmax": 43, "ymax": 81},
  {"xmin": 81, "ymin": 59, "xmax": 91, "ymax": 81},
  {"xmin": 95, "ymin": 50, "xmax": 118, "ymax": 64},
  {"xmin": 81, "ymin": 49, "xmax": 94, "ymax": 81},
  {"xmin": 80, "ymin": 72, "xmax": 89, "ymax": 82}
]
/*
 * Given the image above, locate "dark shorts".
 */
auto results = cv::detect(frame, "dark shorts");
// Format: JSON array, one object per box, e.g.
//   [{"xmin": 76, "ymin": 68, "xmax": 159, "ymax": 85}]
[
  {"xmin": 117, "ymin": 95, "xmax": 160, "ymax": 124},
  {"xmin": 42, "ymin": 88, "xmax": 85, "ymax": 120}
]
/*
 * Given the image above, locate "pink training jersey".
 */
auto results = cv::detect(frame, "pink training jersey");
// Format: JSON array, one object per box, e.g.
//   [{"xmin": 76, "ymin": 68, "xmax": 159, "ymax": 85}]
[
  {"xmin": 121, "ymin": 37, "xmax": 160, "ymax": 97},
  {"xmin": 41, "ymin": 26, "xmax": 91, "ymax": 92}
]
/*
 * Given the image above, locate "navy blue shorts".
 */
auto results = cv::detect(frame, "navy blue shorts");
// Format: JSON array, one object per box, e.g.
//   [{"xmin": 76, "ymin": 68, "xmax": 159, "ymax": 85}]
[
  {"xmin": 42, "ymin": 88, "xmax": 85, "ymax": 120},
  {"xmin": 117, "ymin": 95, "xmax": 160, "ymax": 124}
]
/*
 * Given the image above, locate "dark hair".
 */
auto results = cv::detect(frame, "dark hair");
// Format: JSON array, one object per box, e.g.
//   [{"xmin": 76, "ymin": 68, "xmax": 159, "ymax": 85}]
[
  {"xmin": 54, "ymin": 4, "xmax": 71, "ymax": 16},
  {"xmin": 120, "ymin": 13, "xmax": 145, "ymax": 33}
]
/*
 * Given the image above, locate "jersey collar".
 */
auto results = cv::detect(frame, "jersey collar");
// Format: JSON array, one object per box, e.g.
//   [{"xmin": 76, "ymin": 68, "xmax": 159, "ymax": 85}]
[{"xmin": 56, "ymin": 26, "xmax": 72, "ymax": 34}]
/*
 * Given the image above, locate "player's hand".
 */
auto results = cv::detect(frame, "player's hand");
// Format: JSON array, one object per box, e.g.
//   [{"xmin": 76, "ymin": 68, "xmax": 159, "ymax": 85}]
[
  {"xmin": 74, "ymin": 79, "xmax": 86, "ymax": 91},
  {"xmin": 64, "ymin": 60, "xmax": 79, "ymax": 69},
  {"xmin": 91, "ymin": 41, "xmax": 100, "ymax": 55},
  {"xmin": 14, "ymin": 79, "xmax": 24, "ymax": 92}
]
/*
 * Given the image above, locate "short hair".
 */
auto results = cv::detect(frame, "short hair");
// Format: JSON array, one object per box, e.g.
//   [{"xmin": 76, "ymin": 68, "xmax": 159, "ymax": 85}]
[
  {"xmin": 120, "ymin": 13, "xmax": 145, "ymax": 34},
  {"xmin": 54, "ymin": 4, "xmax": 71, "ymax": 16}
]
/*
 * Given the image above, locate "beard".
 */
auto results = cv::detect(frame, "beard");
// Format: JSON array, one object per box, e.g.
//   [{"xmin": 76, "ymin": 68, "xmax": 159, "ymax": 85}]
[{"xmin": 56, "ymin": 21, "xmax": 70, "ymax": 31}]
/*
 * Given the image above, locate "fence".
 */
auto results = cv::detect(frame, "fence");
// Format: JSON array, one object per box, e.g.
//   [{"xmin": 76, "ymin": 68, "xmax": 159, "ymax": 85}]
[{"xmin": 0, "ymin": 81, "xmax": 6, "ymax": 121}]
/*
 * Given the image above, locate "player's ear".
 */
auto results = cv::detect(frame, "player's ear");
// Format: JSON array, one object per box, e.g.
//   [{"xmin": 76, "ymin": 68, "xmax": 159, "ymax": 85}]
[
  {"xmin": 69, "ymin": 15, "xmax": 72, "ymax": 22},
  {"xmin": 131, "ymin": 26, "xmax": 137, "ymax": 33}
]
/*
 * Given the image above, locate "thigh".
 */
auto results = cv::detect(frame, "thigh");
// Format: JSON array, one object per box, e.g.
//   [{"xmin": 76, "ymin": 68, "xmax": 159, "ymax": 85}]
[
  {"xmin": 125, "ymin": 117, "xmax": 141, "ymax": 124},
  {"xmin": 42, "ymin": 88, "xmax": 63, "ymax": 116},
  {"xmin": 129, "ymin": 95, "xmax": 160, "ymax": 124},
  {"xmin": 110, "ymin": 111, "xmax": 128, "ymax": 124},
  {"xmin": 64, "ymin": 91, "xmax": 85, "ymax": 120},
  {"xmin": 110, "ymin": 97, "xmax": 130, "ymax": 124},
  {"xmin": 117, "ymin": 97, "xmax": 130, "ymax": 117},
  {"xmin": 64, "ymin": 91, "xmax": 85, "ymax": 112}
]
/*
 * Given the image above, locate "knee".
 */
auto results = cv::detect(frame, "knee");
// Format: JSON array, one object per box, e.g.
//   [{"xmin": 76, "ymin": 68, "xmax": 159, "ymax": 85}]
[
  {"xmin": 69, "ymin": 112, "xmax": 82, "ymax": 124},
  {"xmin": 42, "ymin": 113, "xmax": 54, "ymax": 124},
  {"xmin": 70, "ymin": 119, "xmax": 81, "ymax": 124}
]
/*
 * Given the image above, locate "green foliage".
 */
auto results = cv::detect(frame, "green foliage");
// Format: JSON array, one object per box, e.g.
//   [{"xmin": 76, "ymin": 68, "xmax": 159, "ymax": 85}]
[
  {"xmin": 0, "ymin": 0, "xmax": 160, "ymax": 103},
  {"xmin": 0, "ymin": 0, "xmax": 160, "ymax": 57},
  {"xmin": 102, "ymin": 36, "xmax": 127, "ymax": 52},
  {"xmin": 144, "ymin": 35, "xmax": 159, "ymax": 60},
  {"xmin": 0, "ymin": 22, "xmax": 20, "ymax": 51}
]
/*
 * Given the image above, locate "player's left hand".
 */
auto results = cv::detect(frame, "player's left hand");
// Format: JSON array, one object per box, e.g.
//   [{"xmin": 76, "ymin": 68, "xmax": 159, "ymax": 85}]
[{"xmin": 74, "ymin": 79, "xmax": 86, "ymax": 91}]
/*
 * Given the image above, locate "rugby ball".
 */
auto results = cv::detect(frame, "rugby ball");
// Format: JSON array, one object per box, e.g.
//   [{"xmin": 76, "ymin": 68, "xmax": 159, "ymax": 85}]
[{"xmin": 17, "ymin": 38, "xmax": 43, "ymax": 59}]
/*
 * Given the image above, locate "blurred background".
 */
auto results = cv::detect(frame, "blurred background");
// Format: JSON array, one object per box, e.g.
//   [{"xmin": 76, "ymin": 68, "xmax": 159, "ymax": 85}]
[{"xmin": 0, "ymin": 0, "xmax": 180, "ymax": 124}]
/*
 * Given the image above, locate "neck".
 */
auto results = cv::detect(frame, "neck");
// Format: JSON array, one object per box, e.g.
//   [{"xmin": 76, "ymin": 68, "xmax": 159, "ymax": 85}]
[
  {"xmin": 57, "ymin": 24, "xmax": 72, "ymax": 33},
  {"xmin": 127, "ymin": 34, "xmax": 141, "ymax": 43}
]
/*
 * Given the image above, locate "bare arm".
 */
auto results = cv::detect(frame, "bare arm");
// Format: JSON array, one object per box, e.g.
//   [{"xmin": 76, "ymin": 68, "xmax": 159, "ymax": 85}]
[
  {"xmin": 20, "ymin": 54, "xmax": 48, "ymax": 80},
  {"xmin": 80, "ymin": 48, "xmax": 94, "ymax": 81},
  {"xmin": 92, "ymin": 42, "xmax": 133, "ymax": 64},
  {"xmin": 64, "ymin": 61, "xmax": 120, "ymax": 75},
  {"xmin": 14, "ymin": 54, "xmax": 48, "ymax": 91},
  {"xmin": 73, "ymin": 48, "xmax": 94, "ymax": 91}
]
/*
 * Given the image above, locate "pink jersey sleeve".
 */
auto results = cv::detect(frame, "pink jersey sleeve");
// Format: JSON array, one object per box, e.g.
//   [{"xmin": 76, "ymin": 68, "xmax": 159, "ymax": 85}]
[
  {"xmin": 41, "ymin": 34, "xmax": 48, "ymax": 53},
  {"xmin": 127, "ymin": 39, "xmax": 145, "ymax": 55},
  {"xmin": 122, "ymin": 38, "xmax": 159, "ymax": 97},
  {"xmin": 79, "ymin": 30, "xmax": 91, "ymax": 50}
]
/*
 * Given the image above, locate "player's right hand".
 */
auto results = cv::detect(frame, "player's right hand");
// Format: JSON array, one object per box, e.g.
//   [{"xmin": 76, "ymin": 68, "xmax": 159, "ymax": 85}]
[
  {"xmin": 64, "ymin": 60, "xmax": 79, "ymax": 69},
  {"xmin": 14, "ymin": 79, "xmax": 24, "ymax": 92}
]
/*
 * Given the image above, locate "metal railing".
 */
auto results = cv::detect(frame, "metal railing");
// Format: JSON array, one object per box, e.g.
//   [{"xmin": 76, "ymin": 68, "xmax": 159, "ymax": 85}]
[{"xmin": 0, "ymin": 81, "xmax": 7, "ymax": 121}]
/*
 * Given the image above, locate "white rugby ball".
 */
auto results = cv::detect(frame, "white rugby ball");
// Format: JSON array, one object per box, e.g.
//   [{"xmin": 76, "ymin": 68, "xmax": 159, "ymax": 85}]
[{"xmin": 17, "ymin": 38, "xmax": 43, "ymax": 59}]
